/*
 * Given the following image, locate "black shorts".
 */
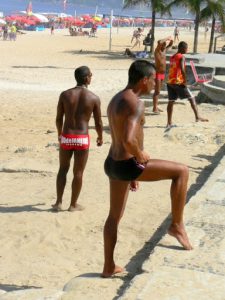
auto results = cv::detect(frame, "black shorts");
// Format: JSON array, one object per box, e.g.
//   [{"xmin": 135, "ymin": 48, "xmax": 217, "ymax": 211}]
[
  {"xmin": 167, "ymin": 84, "xmax": 193, "ymax": 101},
  {"xmin": 104, "ymin": 156, "xmax": 145, "ymax": 181}
]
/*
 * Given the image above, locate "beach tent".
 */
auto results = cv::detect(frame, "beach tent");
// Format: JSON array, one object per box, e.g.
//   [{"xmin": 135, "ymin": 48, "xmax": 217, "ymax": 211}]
[{"xmin": 20, "ymin": 11, "xmax": 49, "ymax": 23}]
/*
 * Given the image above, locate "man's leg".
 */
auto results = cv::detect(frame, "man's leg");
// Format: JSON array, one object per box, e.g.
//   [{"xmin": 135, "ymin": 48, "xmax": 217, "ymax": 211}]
[
  {"xmin": 131, "ymin": 39, "xmax": 138, "ymax": 49},
  {"xmin": 102, "ymin": 179, "xmax": 130, "ymax": 278},
  {"xmin": 167, "ymin": 100, "xmax": 175, "ymax": 127},
  {"xmin": 52, "ymin": 148, "xmax": 73, "ymax": 211},
  {"xmin": 153, "ymin": 79, "xmax": 163, "ymax": 113},
  {"xmin": 138, "ymin": 159, "xmax": 192, "ymax": 250},
  {"xmin": 188, "ymin": 97, "xmax": 208, "ymax": 122},
  {"xmin": 68, "ymin": 150, "xmax": 89, "ymax": 211}
]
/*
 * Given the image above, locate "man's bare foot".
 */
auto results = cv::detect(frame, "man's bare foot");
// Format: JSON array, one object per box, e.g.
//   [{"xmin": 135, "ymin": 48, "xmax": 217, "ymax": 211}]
[
  {"xmin": 130, "ymin": 180, "xmax": 139, "ymax": 192},
  {"xmin": 152, "ymin": 108, "xmax": 163, "ymax": 114},
  {"xmin": 152, "ymin": 110, "xmax": 160, "ymax": 115},
  {"xmin": 101, "ymin": 265, "xmax": 124, "ymax": 278},
  {"xmin": 196, "ymin": 117, "xmax": 208, "ymax": 122},
  {"xmin": 168, "ymin": 223, "xmax": 193, "ymax": 250},
  {"xmin": 51, "ymin": 203, "xmax": 62, "ymax": 211},
  {"xmin": 68, "ymin": 204, "xmax": 84, "ymax": 212}
]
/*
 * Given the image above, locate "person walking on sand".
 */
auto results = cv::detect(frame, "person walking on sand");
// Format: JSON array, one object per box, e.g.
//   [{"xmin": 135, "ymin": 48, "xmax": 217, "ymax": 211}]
[
  {"xmin": 52, "ymin": 66, "xmax": 103, "ymax": 212},
  {"xmin": 152, "ymin": 36, "xmax": 173, "ymax": 114},
  {"xmin": 131, "ymin": 27, "xmax": 143, "ymax": 49},
  {"xmin": 166, "ymin": 41, "xmax": 208, "ymax": 128},
  {"xmin": 174, "ymin": 25, "xmax": 179, "ymax": 43},
  {"xmin": 102, "ymin": 60, "xmax": 193, "ymax": 278},
  {"xmin": 50, "ymin": 24, "xmax": 55, "ymax": 35}
]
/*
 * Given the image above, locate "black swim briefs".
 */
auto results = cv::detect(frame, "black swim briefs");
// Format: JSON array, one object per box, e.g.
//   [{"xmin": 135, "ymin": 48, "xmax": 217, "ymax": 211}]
[
  {"xmin": 167, "ymin": 84, "xmax": 193, "ymax": 101},
  {"xmin": 104, "ymin": 156, "xmax": 145, "ymax": 181}
]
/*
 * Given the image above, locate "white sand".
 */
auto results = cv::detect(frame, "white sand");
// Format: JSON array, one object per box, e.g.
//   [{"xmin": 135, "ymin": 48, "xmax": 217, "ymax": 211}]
[{"xmin": 0, "ymin": 27, "xmax": 225, "ymax": 299}]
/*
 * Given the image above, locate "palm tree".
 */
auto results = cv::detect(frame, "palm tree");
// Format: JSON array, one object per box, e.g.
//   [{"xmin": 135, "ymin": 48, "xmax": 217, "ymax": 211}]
[
  {"xmin": 167, "ymin": 0, "xmax": 203, "ymax": 53},
  {"xmin": 123, "ymin": 0, "xmax": 170, "ymax": 53},
  {"xmin": 200, "ymin": 0, "xmax": 225, "ymax": 53}
]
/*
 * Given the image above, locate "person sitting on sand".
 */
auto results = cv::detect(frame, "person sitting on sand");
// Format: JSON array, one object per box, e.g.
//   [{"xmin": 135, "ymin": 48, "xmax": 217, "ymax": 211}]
[
  {"xmin": 52, "ymin": 66, "xmax": 103, "ymax": 212},
  {"xmin": 166, "ymin": 41, "xmax": 208, "ymax": 128},
  {"xmin": 102, "ymin": 60, "xmax": 193, "ymax": 278}
]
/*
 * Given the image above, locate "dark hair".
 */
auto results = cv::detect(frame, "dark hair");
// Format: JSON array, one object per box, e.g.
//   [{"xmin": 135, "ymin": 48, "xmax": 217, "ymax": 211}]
[
  {"xmin": 178, "ymin": 41, "xmax": 188, "ymax": 51},
  {"xmin": 128, "ymin": 60, "xmax": 155, "ymax": 85},
  {"xmin": 74, "ymin": 66, "xmax": 90, "ymax": 84}
]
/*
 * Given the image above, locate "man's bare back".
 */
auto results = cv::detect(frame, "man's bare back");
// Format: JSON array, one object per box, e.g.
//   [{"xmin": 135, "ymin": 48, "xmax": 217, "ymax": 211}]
[{"xmin": 59, "ymin": 87, "xmax": 100, "ymax": 135}]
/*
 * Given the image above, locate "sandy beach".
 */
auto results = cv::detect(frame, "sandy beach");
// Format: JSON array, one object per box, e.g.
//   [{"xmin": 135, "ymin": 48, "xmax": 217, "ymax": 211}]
[{"xmin": 1, "ymin": 27, "xmax": 225, "ymax": 299}]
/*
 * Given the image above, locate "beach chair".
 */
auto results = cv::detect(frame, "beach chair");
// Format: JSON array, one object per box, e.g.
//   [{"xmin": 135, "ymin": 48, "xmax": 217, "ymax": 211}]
[{"xmin": 190, "ymin": 60, "xmax": 213, "ymax": 85}]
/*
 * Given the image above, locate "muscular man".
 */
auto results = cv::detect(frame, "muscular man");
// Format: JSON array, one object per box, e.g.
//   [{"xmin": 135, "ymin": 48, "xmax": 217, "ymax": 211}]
[
  {"xmin": 52, "ymin": 66, "xmax": 103, "ymax": 212},
  {"xmin": 152, "ymin": 36, "xmax": 173, "ymax": 114},
  {"xmin": 167, "ymin": 41, "xmax": 208, "ymax": 128},
  {"xmin": 102, "ymin": 60, "xmax": 192, "ymax": 278}
]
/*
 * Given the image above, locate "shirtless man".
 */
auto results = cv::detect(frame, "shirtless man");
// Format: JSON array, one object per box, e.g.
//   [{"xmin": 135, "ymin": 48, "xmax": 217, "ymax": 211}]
[
  {"xmin": 102, "ymin": 60, "xmax": 193, "ymax": 278},
  {"xmin": 52, "ymin": 66, "xmax": 103, "ymax": 212},
  {"xmin": 167, "ymin": 41, "xmax": 208, "ymax": 128},
  {"xmin": 174, "ymin": 26, "xmax": 180, "ymax": 43},
  {"xmin": 152, "ymin": 36, "xmax": 173, "ymax": 114}
]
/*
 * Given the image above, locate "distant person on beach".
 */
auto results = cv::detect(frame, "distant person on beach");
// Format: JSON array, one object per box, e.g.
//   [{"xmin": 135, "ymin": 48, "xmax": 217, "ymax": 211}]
[
  {"xmin": 166, "ymin": 41, "xmax": 208, "ymax": 128},
  {"xmin": 143, "ymin": 32, "xmax": 152, "ymax": 52},
  {"xmin": 9, "ymin": 24, "xmax": 17, "ymax": 41},
  {"xmin": 131, "ymin": 28, "xmax": 138, "ymax": 43},
  {"xmin": 102, "ymin": 60, "xmax": 193, "ymax": 278},
  {"xmin": 152, "ymin": 36, "xmax": 173, "ymax": 114},
  {"xmin": 131, "ymin": 27, "xmax": 143, "ymax": 49},
  {"xmin": 204, "ymin": 26, "xmax": 209, "ymax": 40},
  {"xmin": 52, "ymin": 66, "xmax": 103, "ymax": 212},
  {"xmin": 174, "ymin": 26, "xmax": 179, "ymax": 43},
  {"xmin": 3, "ymin": 25, "xmax": 8, "ymax": 41},
  {"xmin": 51, "ymin": 24, "xmax": 55, "ymax": 35},
  {"xmin": 90, "ymin": 23, "xmax": 97, "ymax": 37}
]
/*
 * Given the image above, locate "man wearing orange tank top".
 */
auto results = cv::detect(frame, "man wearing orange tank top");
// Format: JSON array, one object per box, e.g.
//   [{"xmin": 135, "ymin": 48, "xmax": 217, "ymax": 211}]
[{"xmin": 166, "ymin": 41, "xmax": 208, "ymax": 128}]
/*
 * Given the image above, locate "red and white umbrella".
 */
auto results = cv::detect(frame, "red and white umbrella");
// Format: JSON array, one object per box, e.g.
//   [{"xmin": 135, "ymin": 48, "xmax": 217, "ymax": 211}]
[{"xmin": 0, "ymin": 19, "xmax": 6, "ymax": 24}]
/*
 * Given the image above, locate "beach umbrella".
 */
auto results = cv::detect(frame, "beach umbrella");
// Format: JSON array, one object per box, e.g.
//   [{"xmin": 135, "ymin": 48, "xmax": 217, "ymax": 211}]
[
  {"xmin": 104, "ymin": 17, "xmax": 109, "ymax": 23},
  {"xmin": 81, "ymin": 15, "xmax": 91, "ymax": 21},
  {"xmin": 73, "ymin": 20, "xmax": 85, "ymax": 26},
  {"xmin": 144, "ymin": 18, "xmax": 152, "ymax": 24},
  {"xmin": 23, "ymin": 19, "xmax": 36, "ymax": 25},
  {"xmin": 0, "ymin": 19, "xmax": 6, "ymax": 24},
  {"xmin": 93, "ymin": 16, "xmax": 101, "ymax": 22},
  {"xmin": 63, "ymin": 16, "xmax": 74, "ymax": 22},
  {"xmin": 31, "ymin": 13, "xmax": 49, "ymax": 23}
]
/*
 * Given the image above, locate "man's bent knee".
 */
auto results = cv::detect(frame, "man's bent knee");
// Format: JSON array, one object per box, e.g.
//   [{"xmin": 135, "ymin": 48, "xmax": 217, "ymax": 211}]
[{"xmin": 178, "ymin": 164, "xmax": 189, "ymax": 178}]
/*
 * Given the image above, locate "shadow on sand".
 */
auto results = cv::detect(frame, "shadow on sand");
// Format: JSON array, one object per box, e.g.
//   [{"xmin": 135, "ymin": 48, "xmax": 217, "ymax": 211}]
[
  {"xmin": 0, "ymin": 283, "xmax": 42, "ymax": 292},
  {"xmin": 0, "ymin": 203, "xmax": 51, "ymax": 213}
]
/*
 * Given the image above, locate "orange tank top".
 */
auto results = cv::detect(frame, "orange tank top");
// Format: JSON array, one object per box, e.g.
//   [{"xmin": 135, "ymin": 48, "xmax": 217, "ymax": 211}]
[{"xmin": 167, "ymin": 53, "xmax": 185, "ymax": 85}]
